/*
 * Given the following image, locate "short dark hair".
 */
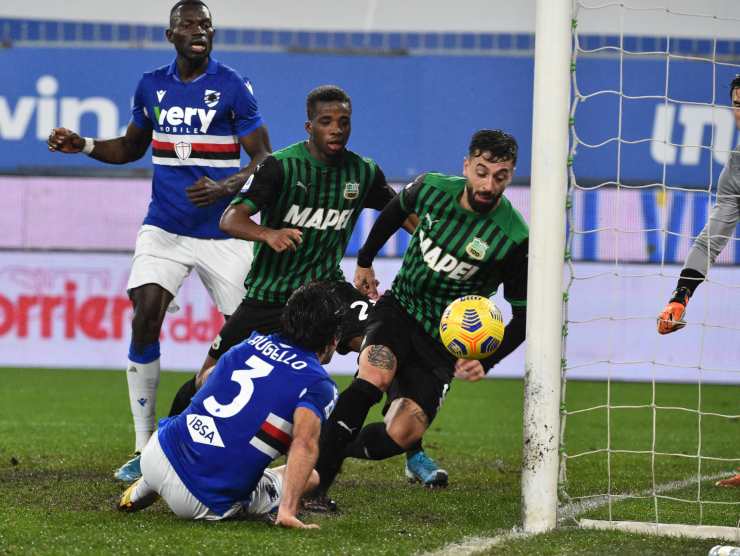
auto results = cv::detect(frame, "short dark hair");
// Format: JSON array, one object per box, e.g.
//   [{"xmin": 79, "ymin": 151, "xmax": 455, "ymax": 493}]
[
  {"xmin": 306, "ymin": 85, "xmax": 351, "ymax": 120},
  {"xmin": 468, "ymin": 129, "xmax": 518, "ymax": 166},
  {"xmin": 170, "ymin": 1, "xmax": 210, "ymax": 27},
  {"xmin": 731, "ymin": 74, "xmax": 740, "ymax": 100},
  {"xmin": 280, "ymin": 282, "xmax": 346, "ymax": 354}
]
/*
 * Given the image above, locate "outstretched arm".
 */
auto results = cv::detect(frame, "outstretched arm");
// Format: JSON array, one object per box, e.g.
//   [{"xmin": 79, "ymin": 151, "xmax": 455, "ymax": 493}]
[
  {"xmin": 658, "ymin": 164, "xmax": 740, "ymax": 334},
  {"xmin": 275, "ymin": 407, "xmax": 322, "ymax": 529},
  {"xmin": 47, "ymin": 123, "xmax": 151, "ymax": 164}
]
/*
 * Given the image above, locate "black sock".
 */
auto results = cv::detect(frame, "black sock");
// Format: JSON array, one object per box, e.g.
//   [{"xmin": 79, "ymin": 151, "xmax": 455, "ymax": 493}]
[
  {"xmin": 168, "ymin": 376, "xmax": 197, "ymax": 417},
  {"xmin": 406, "ymin": 439, "xmax": 423, "ymax": 458},
  {"xmin": 315, "ymin": 378, "xmax": 383, "ymax": 492},
  {"xmin": 344, "ymin": 422, "xmax": 405, "ymax": 460}
]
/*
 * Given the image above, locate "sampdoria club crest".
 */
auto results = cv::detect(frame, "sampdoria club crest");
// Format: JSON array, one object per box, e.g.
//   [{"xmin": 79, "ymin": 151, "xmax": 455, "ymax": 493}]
[{"xmin": 204, "ymin": 89, "xmax": 221, "ymax": 108}]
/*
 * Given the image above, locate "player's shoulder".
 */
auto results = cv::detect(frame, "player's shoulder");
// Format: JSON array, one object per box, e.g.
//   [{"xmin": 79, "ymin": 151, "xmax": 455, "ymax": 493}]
[
  {"xmin": 495, "ymin": 195, "xmax": 529, "ymax": 243},
  {"xmin": 139, "ymin": 64, "xmax": 171, "ymax": 84},
  {"xmin": 344, "ymin": 148, "xmax": 378, "ymax": 170},
  {"xmin": 271, "ymin": 141, "xmax": 306, "ymax": 161},
  {"xmin": 422, "ymin": 172, "xmax": 466, "ymax": 193},
  {"xmin": 728, "ymin": 146, "xmax": 740, "ymax": 171},
  {"xmin": 213, "ymin": 61, "xmax": 251, "ymax": 84}
]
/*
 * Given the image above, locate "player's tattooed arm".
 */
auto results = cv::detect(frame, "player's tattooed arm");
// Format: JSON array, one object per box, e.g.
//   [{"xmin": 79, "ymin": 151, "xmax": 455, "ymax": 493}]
[{"xmin": 366, "ymin": 345, "xmax": 397, "ymax": 371}]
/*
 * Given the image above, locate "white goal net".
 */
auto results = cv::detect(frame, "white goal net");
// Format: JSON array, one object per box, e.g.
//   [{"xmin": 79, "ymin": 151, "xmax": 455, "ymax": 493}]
[{"xmin": 560, "ymin": 0, "xmax": 740, "ymax": 540}]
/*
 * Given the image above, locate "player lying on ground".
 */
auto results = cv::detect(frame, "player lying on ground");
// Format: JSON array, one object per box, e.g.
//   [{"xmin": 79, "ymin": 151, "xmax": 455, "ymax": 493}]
[
  {"xmin": 165, "ymin": 84, "xmax": 449, "ymax": 489},
  {"xmin": 118, "ymin": 282, "xmax": 342, "ymax": 528},
  {"xmin": 309, "ymin": 129, "xmax": 529, "ymax": 510},
  {"xmin": 48, "ymin": 0, "xmax": 271, "ymax": 482}
]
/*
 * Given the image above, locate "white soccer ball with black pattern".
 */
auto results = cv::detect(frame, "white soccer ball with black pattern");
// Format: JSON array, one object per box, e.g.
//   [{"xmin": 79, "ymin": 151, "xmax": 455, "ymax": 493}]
[{"xmin": 439, "ymin": 295, "xmax": 505, "ymax": 360}]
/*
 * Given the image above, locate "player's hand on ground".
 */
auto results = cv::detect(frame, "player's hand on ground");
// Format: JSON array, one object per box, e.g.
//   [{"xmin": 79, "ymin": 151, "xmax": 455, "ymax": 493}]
[
  {"xmin": 454, "ymin": 359, "xmax": 485, "ymax": 382},
  {"xmin": 186, "ymin": 176, "xmax": 229, "ymax": 206},
  {"xmin": 265, "ymin": 228, "xmax": 302, "ymax": 252},
  {"xmin": 354, "ymin": 266, "xmax": 379, "ymax": 300},
  {"xmin": 47, "ymin": 128, "xmax": 84, "ymax": 153},
  {"xmin": 275, "ymin": 511, "xmax": 320, "ymax": 529}
]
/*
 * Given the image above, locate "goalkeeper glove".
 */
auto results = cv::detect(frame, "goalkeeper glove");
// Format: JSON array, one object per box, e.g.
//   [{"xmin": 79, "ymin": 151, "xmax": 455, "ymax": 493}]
[{"xmin": 656, "ymin": 286, "xmax": 690, "ymax": 335}]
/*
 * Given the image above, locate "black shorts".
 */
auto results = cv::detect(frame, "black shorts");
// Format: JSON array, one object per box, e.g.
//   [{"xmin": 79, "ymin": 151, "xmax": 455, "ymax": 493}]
[
  {"xmin": 330, "ymin": 281, "xmax": 374, "ymax": 354},
  {"xmin": 363, "ymin": 292, "xmax": 455, "ymax": 423},
  {"xmin": 207, "ymin": 281, "xmax": 372, "ymax": 360}
]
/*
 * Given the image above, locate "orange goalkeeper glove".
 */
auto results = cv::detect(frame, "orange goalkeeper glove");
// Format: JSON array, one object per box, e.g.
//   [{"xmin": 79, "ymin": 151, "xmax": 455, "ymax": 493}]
[{"xmin": 657, "ymin": 286, "xmax": 690, "ymax": 335}]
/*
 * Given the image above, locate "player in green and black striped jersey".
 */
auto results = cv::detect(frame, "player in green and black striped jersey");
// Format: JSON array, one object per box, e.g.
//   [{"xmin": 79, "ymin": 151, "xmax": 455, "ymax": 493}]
[
  {"xmin": 229, "ymin": 139, "xmax": 387, "ymax": 304},
  {"xmin": 314, "ymin": 129, "xmax": 528, "ymax": 500},
  {"xmin": 195, "ymin": 84, "xmax": 396, "ymax": 374}
]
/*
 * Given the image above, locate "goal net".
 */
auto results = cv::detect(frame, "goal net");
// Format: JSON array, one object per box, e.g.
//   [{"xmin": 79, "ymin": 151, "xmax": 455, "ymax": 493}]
[{"xmin": 560, "ymin": 0, "xmax": 740, "ymax": 540}]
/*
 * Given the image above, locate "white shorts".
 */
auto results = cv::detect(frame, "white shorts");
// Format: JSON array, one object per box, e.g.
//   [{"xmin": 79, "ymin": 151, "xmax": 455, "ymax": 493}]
[
  {"xmin": 138, "ymin": 432, "xmax": 283, "ymax": 520},
  {"xmin": 127, "ymin": 225, "xmax": 253, "ymax": 315}
]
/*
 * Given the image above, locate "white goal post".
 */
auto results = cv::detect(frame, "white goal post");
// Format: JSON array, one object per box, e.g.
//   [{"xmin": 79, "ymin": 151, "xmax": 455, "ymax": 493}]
[
  {"xmin": 521, "ymin": 0, "xmax": 572, "ymax": 534},
  {"xmin": 523, "ymin": 0, "xmax": 740, "ymax": 542}
]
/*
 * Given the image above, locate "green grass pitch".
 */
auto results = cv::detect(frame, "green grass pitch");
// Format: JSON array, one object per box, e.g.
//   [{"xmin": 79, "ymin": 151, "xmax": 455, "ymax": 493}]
[{"xmin": 0, "ymin": 368, "xmax": 737, "ymax": 555}]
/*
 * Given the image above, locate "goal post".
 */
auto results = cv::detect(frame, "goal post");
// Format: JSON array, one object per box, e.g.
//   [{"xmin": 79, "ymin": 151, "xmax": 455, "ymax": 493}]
[
  {"xmin": 521, "ymin": 0, "xmax": 572, "ymax": 534},
  {"xmin": 525, "ymin": 0, "xmax": 740, "ymax": 542}
]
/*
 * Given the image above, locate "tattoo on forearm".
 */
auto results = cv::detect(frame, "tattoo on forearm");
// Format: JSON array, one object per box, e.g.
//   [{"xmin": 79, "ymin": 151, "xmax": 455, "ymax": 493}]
[{"xmin": 366, "ymin": 345, "xmax": 396, "ymax": 371}]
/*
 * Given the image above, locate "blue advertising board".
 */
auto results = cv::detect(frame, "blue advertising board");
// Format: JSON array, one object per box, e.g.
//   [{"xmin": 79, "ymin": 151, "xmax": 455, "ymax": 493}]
[
  {"xmin": 0, "ymin": 47, "xmax": 533, "ymax": 179},
  {"xmin": 3, "ymin": 46, "xmax": 737, "ymax": 182}
]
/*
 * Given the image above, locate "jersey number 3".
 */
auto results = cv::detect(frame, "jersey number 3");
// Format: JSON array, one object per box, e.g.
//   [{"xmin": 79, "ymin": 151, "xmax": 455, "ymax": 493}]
[{"xmin": 203, "ymin": 356, "xmax": 273, "ymax": 418}]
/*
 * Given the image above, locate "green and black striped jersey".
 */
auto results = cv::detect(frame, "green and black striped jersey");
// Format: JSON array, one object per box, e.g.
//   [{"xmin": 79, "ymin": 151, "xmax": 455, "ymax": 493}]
[
  {"xmin": 391, "ymin": 173, "xmax": 528, "ymax": 338},
  {"xmin": 232, "ymin": 141, "xmax": 395, "ymax": 303}
]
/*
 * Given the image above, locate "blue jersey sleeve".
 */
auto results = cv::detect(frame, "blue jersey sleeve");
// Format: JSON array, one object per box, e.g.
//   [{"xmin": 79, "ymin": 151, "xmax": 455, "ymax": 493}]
[
  {"xmin": 232, "ymin": 76, "xmax": 264, "ymax": 138},
  {"xmin": 131, "ymin": 76, "xmax": 153, "ymax": 130},
  {"xmin": 297, "ymin": 378, "xmax": 338, "ymax": 422}
]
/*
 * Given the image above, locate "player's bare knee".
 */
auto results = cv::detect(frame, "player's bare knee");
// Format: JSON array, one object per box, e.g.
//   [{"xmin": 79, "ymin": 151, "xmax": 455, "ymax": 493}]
[
  {"xmin": 386, "ymin": 399, "xmax": 428, "ymax": 449},
  {"xmin": 358, "ymin": 344, "xmax": 397, "ymax": 391},
  {"xmin": 130, "ymin": 285, "xmax": 171, "ymax": 343}
]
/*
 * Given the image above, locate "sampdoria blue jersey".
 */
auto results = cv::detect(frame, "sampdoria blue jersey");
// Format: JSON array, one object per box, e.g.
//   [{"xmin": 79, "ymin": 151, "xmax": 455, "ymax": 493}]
[
  {"xmin": 157, "ymin": 332, "xmax": 338, "ymax": 516},
  {"xmin": 131, "ymin": 57, "xmax": 263, "ymax": 238}
]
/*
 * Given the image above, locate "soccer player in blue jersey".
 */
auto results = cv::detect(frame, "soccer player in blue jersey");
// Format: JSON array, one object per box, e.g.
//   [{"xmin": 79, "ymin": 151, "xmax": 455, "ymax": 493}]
[
  {"xmin": 47, "ymin": 0, "xmax": 271, "ymax": 482},
  {"xmin": 118, "ymin": 282, "xmax": 341, "ymax": 528}
]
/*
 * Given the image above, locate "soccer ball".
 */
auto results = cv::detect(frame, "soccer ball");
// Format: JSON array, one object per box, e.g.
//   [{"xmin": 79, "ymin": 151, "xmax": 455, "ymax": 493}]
[{"xmin": 439, "ymin": 295, "xmax": 505, "ymax": 360}]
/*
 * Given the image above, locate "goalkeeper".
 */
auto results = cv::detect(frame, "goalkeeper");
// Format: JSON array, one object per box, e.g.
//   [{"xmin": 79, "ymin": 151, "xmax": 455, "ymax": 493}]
[
  {"xmin": 657, "ymin": 75, "xmax": 740, "ymax": 489},
  {"xmin": 657, "ymin": 74, "xmax": 740, "ymax": 336}
]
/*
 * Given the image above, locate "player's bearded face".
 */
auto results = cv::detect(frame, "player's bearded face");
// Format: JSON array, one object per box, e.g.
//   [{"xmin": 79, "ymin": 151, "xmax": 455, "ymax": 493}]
[
  {"xmin": 168, "ymin": 5, "xmax": 214, "ymax": 61},
  {"xmin": 306, "ymin": 101, "xmax": 352, "ymax": 161},
  {"xmin": 462, "ymin": 154, "xmax": 514, "ymax": 213},
  {"xmin": 733, "ymin": 88, "xmax": 740, "ymax": 131}
]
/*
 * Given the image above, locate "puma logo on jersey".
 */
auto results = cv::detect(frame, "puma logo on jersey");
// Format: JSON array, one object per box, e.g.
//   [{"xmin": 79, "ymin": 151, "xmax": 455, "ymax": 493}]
[
  {"xmin": 284, "ymin": 205, "xmax": 353, "ymax": 230},
  {"xmin": 418, "ymin": 229, "xmax": 479, "ymax": 280}
]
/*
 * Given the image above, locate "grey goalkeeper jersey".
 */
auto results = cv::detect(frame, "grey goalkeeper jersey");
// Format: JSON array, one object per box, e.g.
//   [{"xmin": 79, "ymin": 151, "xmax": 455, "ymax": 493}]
[{"xmin": 684, "ymin": 148, "xmax": 740, "ymax": 275}]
